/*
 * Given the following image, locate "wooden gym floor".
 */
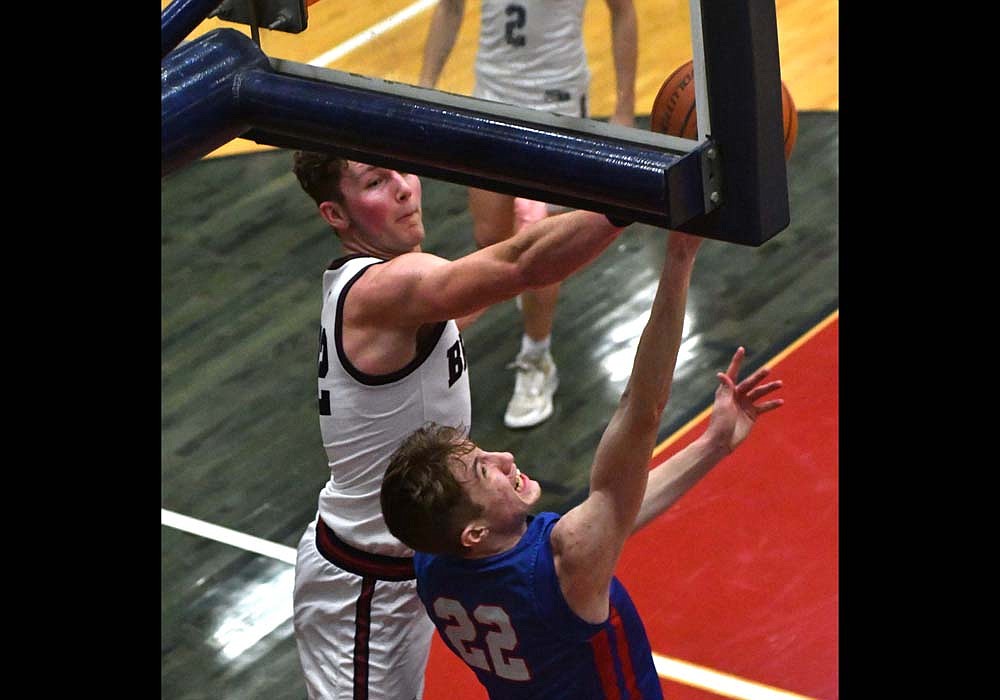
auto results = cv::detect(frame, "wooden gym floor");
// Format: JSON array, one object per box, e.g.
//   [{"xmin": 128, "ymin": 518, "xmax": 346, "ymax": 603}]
[{"xmin": 161, "ymin": 1, "xmax": 839, "ymax": 698}]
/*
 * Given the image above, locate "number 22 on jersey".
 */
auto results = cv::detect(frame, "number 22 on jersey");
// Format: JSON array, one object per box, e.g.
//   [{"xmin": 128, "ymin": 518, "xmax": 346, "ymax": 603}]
[{"xmin": 433, "ymin": 597, "xmax": 531, "ymax": 681}]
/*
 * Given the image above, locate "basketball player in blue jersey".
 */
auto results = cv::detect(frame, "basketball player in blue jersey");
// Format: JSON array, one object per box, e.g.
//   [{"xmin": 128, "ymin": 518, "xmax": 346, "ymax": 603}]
[
  {"xmin": 290, "ymin": 151, "xmax": 636, "ymax": 700},
  {"xmin": 419, "ymin": 0, "xmax": 638, "ymax": 428},
  {"xmin": 381, "ymin": 231, "xmax": 785, "ymax": 699}
]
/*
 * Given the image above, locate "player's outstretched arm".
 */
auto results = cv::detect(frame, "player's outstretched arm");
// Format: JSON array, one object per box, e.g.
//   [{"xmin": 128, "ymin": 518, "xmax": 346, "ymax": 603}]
[
  {"xmin": 550, "ymin": 231, "xmax": 702, "ymax": 623},
  {"xmin": 632, "ymin": 347, "xmax": 785, "ymax": 533},
  {"xmin": 353, "ymin": 210, "xmax": 626, "ymax": 331}
]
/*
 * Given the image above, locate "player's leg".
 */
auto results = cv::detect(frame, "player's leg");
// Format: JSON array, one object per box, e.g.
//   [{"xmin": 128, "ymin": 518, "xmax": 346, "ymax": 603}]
[
  {"xmin": 513, "ymin": 196, "xmax": 560, "ymax": 342},
  {"xmin": 491, "ymin": 92, "xmax": 591, "ymax": 428},
  {"xmin": 468, "ymin": 188, "xmax": 559, "ymax": 429},
  {"xmin": 293, "ymin": 519, "xmax": 359, "ymax": 700},
  {"xmin": 366, "ymin": 578, "xmax": 436, "ymax": 700},
  {"xmin": 507, "ymin": 196, "xmax": 559, "ymax": 428},
  {"xmin": 467, "ymin": 186, "xmax": 515, "ymax": 248},
  {"xmin": 293, "ymin": 519, "xmax": 434, "ymax": 700}
]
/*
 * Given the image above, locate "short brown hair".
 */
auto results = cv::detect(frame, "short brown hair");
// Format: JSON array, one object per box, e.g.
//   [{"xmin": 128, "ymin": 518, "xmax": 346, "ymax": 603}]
[
  {"xmin": 381, "ymin": 423, "xmax": 482, "ymax": 556},
  {"xmin": 292, "ymin": 150, "xmax": 348, "ymax": 207}
]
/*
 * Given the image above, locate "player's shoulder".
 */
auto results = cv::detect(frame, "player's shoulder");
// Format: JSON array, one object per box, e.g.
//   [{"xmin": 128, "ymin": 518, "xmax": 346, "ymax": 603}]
[{"xmin": 369, "ymin": 251, "xmax": 449, "ymax": 283}]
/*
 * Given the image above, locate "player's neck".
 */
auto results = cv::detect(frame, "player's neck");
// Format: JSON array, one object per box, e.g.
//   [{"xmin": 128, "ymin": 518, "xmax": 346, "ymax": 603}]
[
  {"xmin": 341, "ymin": 236, "xmax": 421, "ymax": 260},
  {"xmin": 464, "ymin": 520, "xmax": 528, "ymax": 559}
]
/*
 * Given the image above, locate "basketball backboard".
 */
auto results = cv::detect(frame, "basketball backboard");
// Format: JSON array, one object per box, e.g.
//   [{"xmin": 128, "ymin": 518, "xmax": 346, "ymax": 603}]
[{"xmin": 161, "ymin": 0, "xmax": 789, "ymax": 245}]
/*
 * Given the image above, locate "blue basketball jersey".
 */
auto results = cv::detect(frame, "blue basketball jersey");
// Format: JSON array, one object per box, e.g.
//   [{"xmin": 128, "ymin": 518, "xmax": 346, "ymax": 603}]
[{"xmin": 414, "ymin": 512, "xmax": 663, "ymax": 699}]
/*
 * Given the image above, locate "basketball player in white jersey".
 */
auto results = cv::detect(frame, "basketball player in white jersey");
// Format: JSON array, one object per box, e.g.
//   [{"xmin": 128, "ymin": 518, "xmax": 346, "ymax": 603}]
[
  {"xmin": 290, "ymin": 151, "xmax": 632, "ymax": 700},
  {"xmin": 419, "ymin": 0, "xmax": 637, "ymax": 428}
]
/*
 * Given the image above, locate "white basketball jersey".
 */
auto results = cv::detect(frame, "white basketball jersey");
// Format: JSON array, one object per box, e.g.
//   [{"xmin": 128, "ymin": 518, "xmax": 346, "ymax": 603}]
[
  {"xmin": 475, "ymin": 0, "xmax": 590, "ymax": 113},
  {"xmin": 316, "ymin": 255, "xmax": 472, "ymax": 557}
]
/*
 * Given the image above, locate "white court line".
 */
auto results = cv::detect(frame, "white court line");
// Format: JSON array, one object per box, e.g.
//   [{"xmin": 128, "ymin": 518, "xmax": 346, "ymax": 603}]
[
  {"xmin": 307, "ymin": 0, "xmax": 439, "ymax": 67},
  {"xmin": 162, "ymin": 508, "xmax": 819, "ymax": 700},
  {"xmin": 652, "ymin": 654, "xmax": 818, "ymax": 700},
  {"xmin": 161, "ymin": 508, "xmax": 297, "ymax": 565}
]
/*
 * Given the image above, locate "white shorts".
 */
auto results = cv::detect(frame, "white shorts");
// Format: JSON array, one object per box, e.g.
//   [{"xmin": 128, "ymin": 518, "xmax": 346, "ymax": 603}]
[
  {"xmin": 293, "ymin": 516, "xmax": 435, "ymax": 700},
  {"xmin": 473, "ymin": 80, "xmax": 590, "ymax": 119}
]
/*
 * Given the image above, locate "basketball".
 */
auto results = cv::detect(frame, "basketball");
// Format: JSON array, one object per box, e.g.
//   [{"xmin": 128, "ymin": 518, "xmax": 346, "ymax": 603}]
[{"xmin": 650, "ymin": 59, "xmax": 798, "ymax": 161}]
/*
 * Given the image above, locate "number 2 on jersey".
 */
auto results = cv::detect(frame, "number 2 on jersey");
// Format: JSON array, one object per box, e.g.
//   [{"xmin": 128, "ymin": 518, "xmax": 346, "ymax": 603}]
[
  {"xmin": 505, "ymin": 4, "xmax": 526, "ymax": 47},
  {"xmin": 433, "ymin": 597, "xmax": 531, "ymax": 681}
]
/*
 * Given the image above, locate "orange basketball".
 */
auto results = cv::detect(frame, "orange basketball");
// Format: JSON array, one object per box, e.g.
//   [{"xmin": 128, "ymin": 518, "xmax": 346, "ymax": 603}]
[{"xmin": 650, "ymin": 59, "xmax": 798, "ymax": 161}]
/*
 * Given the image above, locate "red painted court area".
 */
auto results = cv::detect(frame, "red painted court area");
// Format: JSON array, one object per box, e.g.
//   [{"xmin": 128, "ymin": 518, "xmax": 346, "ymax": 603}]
[{"xmin": 424, "ymin": 314, "xmax": 839, "ymax": 699}]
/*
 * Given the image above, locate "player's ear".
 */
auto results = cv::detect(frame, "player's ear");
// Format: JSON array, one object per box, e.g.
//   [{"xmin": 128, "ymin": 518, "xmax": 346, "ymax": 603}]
[
  {"xmin": 461, "ymin": 523, "xmax": 488, "ymax": 549},
  {"xmin": 319, "ymin": 200, "xmax": 350, "ymax": 233}
]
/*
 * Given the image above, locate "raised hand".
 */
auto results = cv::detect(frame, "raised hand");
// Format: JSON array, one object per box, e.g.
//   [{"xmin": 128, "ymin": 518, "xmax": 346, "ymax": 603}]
[{"xmin": 706, "ymin": 346, "xmax": 784, "ymax": 453}]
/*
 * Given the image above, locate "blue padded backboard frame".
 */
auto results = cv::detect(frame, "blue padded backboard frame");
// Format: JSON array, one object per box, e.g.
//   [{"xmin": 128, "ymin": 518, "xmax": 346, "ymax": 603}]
[
  {"xmin": 161, "ymin": 0, "xmax": 788, "ymax": 246},
  {"xmin": 676, "ymin": 0, "xmax": 790, "ymax": 244}
]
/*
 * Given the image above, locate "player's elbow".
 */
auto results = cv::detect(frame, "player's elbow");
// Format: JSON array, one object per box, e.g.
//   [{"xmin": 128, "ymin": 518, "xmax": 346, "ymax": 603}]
[{"xmin": 617, "ymin": 392, "xmax": 666, "ymax": 435}]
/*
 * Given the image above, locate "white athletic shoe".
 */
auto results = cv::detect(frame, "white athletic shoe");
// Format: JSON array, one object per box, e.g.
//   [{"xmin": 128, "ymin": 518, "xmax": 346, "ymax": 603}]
[{"xmin": 503, "ymin": 350, "xmax": 559, "ymax": 428}]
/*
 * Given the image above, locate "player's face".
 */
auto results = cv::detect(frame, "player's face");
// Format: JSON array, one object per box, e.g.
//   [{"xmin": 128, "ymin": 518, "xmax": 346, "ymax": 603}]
[
  {"xmin": 455, "ymin": 446, "xmax": 541, "ymax": 529},
  {"xmin": 341, "ymin": 162, "xmax": 424, "ymax": 252}
]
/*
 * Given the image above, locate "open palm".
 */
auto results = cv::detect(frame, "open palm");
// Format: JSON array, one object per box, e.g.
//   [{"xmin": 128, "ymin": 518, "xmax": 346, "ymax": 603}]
[{"xmin": 707, "ymin": 346, "xmax": 785, "ymax": 452}]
